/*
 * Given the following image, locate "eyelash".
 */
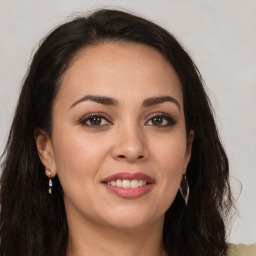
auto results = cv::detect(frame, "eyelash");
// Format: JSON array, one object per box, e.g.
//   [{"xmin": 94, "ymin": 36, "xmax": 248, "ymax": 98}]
[
  {"xmin": 145, "ymin": 113, "xmax": 176, "ymax": 127},
  {"xmin": 79, "ymin": 113, "xmax": 112, "ymax": 128},
  {"xmin": 79, "ymin": 112, "xmax": 176, "ymax": 128}
]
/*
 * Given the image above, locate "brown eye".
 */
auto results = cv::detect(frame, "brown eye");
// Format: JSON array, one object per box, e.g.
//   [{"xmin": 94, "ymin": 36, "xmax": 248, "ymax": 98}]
[
  {"xmin": 146, "ymin": 114, "xmax": 176, "ymax": 127},
  {"xmin": 80, "ymin": 114, "xmax": 111, "ymax": 127},
  {"xmin": 88, "ymin": 116, "xmax": 102, "ymax": 125},
  {"xmin": 152, "ymin": 116, "xmax": 164, "ymax": 126}
]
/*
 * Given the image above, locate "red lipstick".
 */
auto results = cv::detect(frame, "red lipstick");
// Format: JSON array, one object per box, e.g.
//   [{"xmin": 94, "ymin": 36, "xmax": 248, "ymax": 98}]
[
  {"xmin": 101, "ymin": 172, "xmax": 154, "ymax": 199},
  {"xmin": 101, "ymin": 172, "xmax": 154, "ymax": 184}
]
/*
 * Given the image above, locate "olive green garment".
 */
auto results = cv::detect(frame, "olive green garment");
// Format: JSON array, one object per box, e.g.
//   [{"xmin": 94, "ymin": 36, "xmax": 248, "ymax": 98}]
[{"xmin": 227, "ymin": 244, "xmax": 256, "ymax": 256}]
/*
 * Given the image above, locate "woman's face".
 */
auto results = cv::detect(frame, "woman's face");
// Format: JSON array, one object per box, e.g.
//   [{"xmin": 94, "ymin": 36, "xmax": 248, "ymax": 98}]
[{"xmin": 44, "ymin": 42, "xmax": 193, "ymax": 230}]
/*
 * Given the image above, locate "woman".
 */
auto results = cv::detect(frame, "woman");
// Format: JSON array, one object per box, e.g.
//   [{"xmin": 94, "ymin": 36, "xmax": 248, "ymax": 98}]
[{"xmin": 0, "ymin": 8, "xmax": 253, "ymax": 256}]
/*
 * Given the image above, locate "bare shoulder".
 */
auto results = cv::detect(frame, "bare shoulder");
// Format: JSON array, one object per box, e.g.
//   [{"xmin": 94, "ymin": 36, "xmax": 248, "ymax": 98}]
[{"xmin": 227, "ymin": 244, "xmax": 256, "ymax": 256}]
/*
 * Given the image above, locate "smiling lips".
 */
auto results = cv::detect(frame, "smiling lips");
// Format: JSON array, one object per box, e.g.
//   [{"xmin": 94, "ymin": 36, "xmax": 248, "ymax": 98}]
[{"xmin": 101, "ymin": 172, "xmax": 154, "ymax": 199}]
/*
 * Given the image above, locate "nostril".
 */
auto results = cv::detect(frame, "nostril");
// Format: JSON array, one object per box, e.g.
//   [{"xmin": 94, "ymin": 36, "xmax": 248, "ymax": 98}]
[{"xmin": 117, "ymin": 155, "xmax": 144, "ymax": 159}]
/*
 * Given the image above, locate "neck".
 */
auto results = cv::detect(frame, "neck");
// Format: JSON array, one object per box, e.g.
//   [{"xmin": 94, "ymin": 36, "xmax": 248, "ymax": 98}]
[{"xmin": 66, "ymin": 215, "xmax": 166, "ymax": 256}]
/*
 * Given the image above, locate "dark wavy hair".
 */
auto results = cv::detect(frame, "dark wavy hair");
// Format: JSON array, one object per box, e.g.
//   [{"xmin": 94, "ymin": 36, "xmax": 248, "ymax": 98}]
[{"xmin": 0, "ymin": 8, "xmax": 233, "ymax": 256}]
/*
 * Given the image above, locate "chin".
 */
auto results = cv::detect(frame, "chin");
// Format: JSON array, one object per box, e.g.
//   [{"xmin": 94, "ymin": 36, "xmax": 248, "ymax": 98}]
[{"xmin": 99, "ymin": 205, "xmax": 163, "ymax": 230}]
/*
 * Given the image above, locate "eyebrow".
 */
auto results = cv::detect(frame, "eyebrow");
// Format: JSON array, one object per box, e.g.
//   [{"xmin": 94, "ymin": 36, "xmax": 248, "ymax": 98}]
[
  {"xmin": 142, "ymin": 96, "xmax": 180, "ymax": 111},
  {"xmin": 69, "ymin": 94, "xmax": 180, "ymax": 111},
  {"xmin": 70, "ymin": 95, "xmax": 118, "ymax": 109}
]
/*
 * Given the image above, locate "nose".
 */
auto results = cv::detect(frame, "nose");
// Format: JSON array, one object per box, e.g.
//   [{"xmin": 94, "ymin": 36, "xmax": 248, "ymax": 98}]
[{"xmin": 111, "ymin": 125, "xmax": 149, "ymax": 162}]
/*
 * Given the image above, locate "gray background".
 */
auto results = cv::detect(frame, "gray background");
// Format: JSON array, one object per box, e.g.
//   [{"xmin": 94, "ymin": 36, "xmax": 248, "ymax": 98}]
[{"xmin": 0, "ymin": 0, "xmax": 255, "ymax": 244}]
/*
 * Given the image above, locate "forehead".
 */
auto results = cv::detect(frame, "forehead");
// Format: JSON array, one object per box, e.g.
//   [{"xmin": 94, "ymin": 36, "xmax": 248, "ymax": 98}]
[{"xmin": 56, "ymin": 42, "xmax": 183, "ymax": 108}]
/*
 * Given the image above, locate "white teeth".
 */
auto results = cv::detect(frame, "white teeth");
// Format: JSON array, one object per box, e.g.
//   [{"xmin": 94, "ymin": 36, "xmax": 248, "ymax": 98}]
[
  {"xmin": 106, "ymin": 179, "xmax": 148, "ymax": 188},
  {"xmin": 131, "ymin": 179, "xmax": 138, "ymax": 188},
  {"xmin": 122, "ymin": 179, "xmax": 130, "ymax": 188},
  {"xmin": 116, "ymin": 179, "xmax": 122, "ymax": 187}
]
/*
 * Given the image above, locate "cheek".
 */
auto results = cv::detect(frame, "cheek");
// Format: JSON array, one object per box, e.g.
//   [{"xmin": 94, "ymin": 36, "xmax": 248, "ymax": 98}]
[
  {"xmin": 51, "ymin": 125, "xmax": 108, "ymax": 191},
  {"xmin": 150, "ymin": 133, "xmax": 187, "ymax": 206},
  {"xmin": 153, "ymin": 131, "xmax": 188, "ymax": 171}
]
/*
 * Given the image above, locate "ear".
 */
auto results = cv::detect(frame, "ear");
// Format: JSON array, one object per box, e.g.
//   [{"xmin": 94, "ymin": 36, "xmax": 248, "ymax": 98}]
[
  {"xmin": 34, "ymin": 128, "xmax": 57, "ymax": 178},
  {"xmin": 183, "ymin": 130, "xmax": 194, "ymax": 174}
]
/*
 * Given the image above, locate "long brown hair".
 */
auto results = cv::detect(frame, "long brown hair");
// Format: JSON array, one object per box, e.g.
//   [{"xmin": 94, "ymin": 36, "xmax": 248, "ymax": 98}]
[{"xmin": 0, "ymin": 9, "xmax": 233, "ymax": 256}]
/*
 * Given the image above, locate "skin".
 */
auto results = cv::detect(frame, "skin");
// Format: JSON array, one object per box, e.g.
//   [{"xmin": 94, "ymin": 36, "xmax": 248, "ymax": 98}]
[{"xmin": 36, "ymin": 42, "xmax": 194, "ymax": 256}]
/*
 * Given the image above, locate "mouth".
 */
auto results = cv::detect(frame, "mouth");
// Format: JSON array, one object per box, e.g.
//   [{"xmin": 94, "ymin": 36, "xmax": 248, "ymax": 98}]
[
  {"xmin": 105, "ymin": 179, "xmax": 148, "ymax": 188},
  {"xmin": 101, "ymin": 172, "xmax": 154, "ymax": 199}
]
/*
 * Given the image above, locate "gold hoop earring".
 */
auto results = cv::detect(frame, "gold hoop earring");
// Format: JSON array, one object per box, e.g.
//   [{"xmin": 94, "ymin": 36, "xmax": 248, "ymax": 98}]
[{"xmin": 179, "ymin": 174, "xmax": 189, "ymax": 206}]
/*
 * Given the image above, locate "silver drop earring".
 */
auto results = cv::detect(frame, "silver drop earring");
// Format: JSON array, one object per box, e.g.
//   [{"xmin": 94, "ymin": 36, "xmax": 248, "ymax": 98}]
[
  {"xmin": 47, "ymin": 170, "xmax": 53, "ymax": 194},
  {"xmin": 179, "ymin": 174, "xmax": 189, "ymax": 206}
]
